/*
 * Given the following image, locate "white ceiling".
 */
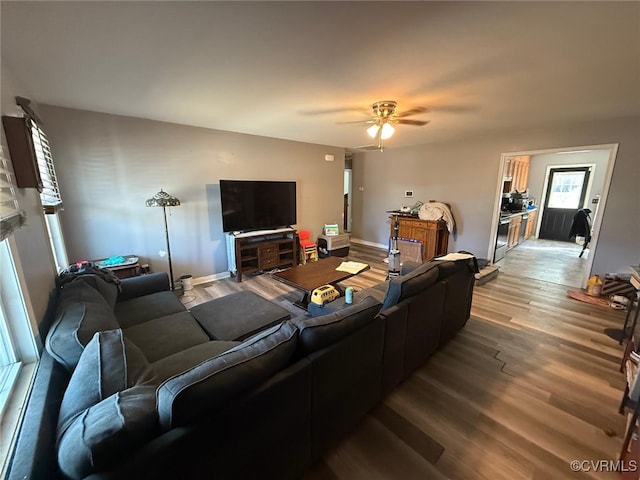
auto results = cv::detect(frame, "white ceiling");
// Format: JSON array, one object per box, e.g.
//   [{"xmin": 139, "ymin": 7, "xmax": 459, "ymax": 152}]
[{"xmin": 2, "ymin": 1, "xmax": 639, "ymax": 150}]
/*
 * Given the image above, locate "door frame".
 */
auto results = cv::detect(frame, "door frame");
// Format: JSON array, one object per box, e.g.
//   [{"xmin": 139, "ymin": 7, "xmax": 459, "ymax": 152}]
[
  {"xmin": 487, "ymin": 143, "xmax": 619, "ymax": 287},
  {"xmin": 536, "ymin": 163, "xmax": 595, "ymax": 239},
  {"xmin": 343, "ymin": 168, "xmax": 352, "ymax": 232}
]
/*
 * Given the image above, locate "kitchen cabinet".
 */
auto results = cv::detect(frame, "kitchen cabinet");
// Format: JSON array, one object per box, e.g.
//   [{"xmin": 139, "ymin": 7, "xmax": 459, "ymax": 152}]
[
  {"xmin": 505, "ymin": 155, "xmax": 531, "ymax": 192},
  {"xmin": 524, "ymin": 209, "xmax": 537, "ymax": 239},
  {"xmin": 507, "ymin": 215, "xmax": 522, "ymax": 250}
]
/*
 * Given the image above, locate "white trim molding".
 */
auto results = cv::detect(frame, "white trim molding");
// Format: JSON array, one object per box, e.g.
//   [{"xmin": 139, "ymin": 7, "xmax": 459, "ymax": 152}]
[{"xmin": 350, "ymin": 237, "xmax": 387, "ymax": 250}]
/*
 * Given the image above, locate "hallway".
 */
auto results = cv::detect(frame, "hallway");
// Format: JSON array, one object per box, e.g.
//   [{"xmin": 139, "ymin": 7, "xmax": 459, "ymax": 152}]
[{"xmin": 494, "ymin": 238, "xmax": 591, "ymax": 288}]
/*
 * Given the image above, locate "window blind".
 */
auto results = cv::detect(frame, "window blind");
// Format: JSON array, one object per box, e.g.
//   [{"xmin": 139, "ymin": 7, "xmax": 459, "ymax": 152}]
[
  {"xmin": 0, "ymin": 146, "xmax": 27, "ymax": 241},
  {"xmin": 28, "ymin": 118, "xmax": 62, "ymax": 213}
]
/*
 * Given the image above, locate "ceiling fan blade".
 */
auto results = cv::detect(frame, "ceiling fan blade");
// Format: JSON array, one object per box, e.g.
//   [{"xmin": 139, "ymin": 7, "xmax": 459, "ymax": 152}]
[
  {"xmin": 395, "ymin": 106, "xmax": 428, "ymax": 118},
  {"xmin": 353, "ymin": 144, "xmax": 383, "ymax": 151},
  {"xmin": 426, "ymin": 104, "xmax": 478, "ymax": 113},
  {"xmin": 299, "ymin": 106, "xmax": 370, "ymax": 116},
  {"xmin": 336, "ymin": 119, "xmax": 375, "ymax": 125},
  {"xmin": 396, "ymin": 119, "xmax": 430, "ymax": 126}
]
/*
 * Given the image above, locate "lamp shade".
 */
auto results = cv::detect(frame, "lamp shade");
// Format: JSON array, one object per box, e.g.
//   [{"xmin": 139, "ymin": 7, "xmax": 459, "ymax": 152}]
[
  {"xmin": 380, "ymin": 123, "xmax": 395, "ymax": 140},
  {"xmin": 145, "ymin": 189, "xmax": 180, "ymax": 207},
  {"xmin": 366, "ymin": 124, "xmax": 379, "ymax": 138},
  {"xmin": 366, "ymin": 122, "xmax": 394, "ymax": 140}
]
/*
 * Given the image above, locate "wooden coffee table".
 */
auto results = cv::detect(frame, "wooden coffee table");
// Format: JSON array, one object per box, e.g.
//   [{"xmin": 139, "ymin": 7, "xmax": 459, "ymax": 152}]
[{"xmin": 272, "ymin": 256, "xmax": 369, "ymax": 310}]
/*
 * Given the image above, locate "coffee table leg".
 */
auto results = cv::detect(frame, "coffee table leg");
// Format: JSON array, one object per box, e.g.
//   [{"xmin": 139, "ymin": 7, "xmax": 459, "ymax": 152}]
[{"xmin": 293, "ymin": 291, "xmax": 311, "ymax": 310}]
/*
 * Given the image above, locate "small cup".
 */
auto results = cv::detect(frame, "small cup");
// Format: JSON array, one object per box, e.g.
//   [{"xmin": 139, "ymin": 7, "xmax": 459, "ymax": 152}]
[{"xmin": 345, "ymin": 287, "xmax": 354, "ymax": 304}]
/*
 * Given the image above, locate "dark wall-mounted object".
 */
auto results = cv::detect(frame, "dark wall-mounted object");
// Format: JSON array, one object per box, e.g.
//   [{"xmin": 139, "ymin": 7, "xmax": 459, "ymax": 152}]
[{"xmin": 2, "ymin": 116, "xmax": 43, "ymax": 191}]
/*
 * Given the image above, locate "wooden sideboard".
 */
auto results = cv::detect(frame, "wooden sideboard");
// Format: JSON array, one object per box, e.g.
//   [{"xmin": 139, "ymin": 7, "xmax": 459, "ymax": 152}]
[{"xmin": 389, "ymin": 216, "xmax": 449, "ymax": 262}]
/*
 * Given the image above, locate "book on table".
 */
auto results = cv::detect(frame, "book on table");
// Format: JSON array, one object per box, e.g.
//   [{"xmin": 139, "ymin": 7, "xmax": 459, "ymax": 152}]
[{"xmin": 335, "ymin": 261, "xmax": 368, "ymax": 274}]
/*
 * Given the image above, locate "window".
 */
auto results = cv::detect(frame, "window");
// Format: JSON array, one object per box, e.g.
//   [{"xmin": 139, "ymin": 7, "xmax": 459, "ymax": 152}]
[
  {"xmin": 28, "ymin": 117, "xmax": 63, "ymax": 213},
  {"xmin": 0, "ymin": 146, "xmax": 26, "ymax": 242},
  {"xmin": 0, "ymin": 146, "xmax": 36, "ymax": 475},
  {"xmin": 44, "ymin": 212, "xmax": 69, "ymax": 272},
  {"xmin": 547, "ymin": 171, "xmax": 587, "ymax": 209},
  {"xmin": 18, "ymin": 97, "xmax": 68, "ymax": 271},
  {"xmin": 0, "ymin": 236, "xmax": 38, "ymax": 477}
]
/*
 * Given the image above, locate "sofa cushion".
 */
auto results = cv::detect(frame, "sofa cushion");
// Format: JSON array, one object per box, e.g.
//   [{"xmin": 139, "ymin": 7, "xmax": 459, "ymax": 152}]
[
  {"xmin": 151, "ymin": 340, "xmax": 240, "ymax": 382},
  {"xmin": 381, "ymin": 261, "xmax": 440, "ymax": 311},
  {"xmin": 291, "ymin": 296, "xmax": 381, "ymax": 356},
  {"xmin": 115, "ymin": 290, "xmax": 186, "ymax": 329},
  {"xmin": 123, "ymin": 311, "xmax": 210, "ymax": 363},
  {"xmin": 57, "ymin": 329, "xmax": 154, "ymax": 439},
  {"xmin": 57, "ymin": 385, "xmax": 159, "ymax": 479},
  {"xmin": 117, "ymin": 272, "xmax": 170, "ymax": 302},
  {"xmin": 45, "ymin": 282, "xmax": 120, "ymax": 370},
  {"xmin": 156, "ymin": 321, "xmax": 298, "ymax": 430}
]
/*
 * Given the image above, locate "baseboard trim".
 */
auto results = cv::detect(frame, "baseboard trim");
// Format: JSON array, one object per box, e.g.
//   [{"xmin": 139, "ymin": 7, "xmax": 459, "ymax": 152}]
[
  {"xmin": 350, "ymin": 238, "xmax": 387, "ymax": 250},
  {"xmin": 193, "ymin": 271, "xmax": 231, "ymax": 285}
]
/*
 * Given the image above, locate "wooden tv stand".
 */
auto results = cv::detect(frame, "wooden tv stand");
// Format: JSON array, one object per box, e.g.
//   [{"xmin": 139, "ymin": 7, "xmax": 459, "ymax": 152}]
[{"xmin": 231, "ymin": 228, "xmax": 297, "ymax": 282}]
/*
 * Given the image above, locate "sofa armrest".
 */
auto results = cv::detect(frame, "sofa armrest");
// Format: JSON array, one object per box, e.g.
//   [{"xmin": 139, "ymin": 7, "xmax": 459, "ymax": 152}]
[{"xmin": 117, "ymin": 273, "xmax": 170, "ymax": 302}]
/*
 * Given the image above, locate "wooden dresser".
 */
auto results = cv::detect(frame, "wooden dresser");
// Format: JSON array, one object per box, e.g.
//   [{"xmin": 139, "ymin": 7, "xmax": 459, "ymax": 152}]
[{"xmin": 389, "ymin": 216, "xmax": 449, "ymax": 262}]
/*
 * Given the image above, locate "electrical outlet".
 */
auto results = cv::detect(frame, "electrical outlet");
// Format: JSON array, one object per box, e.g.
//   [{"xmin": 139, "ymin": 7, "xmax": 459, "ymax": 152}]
[{"xmin": 405, "ymin": 190, "xmax": 414, "ymax": 198}]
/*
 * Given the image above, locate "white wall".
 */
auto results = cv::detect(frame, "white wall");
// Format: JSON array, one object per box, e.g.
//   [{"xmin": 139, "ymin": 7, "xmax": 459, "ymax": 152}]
[
  {"xmin": 351, "ymin": 115, "xmax": 640, "ymax": 276},
  {"xmin": 1, "ymin": 62, "xmax": 57, "ymax": 336},
  {"xmin": 38, "ymin": 105, "xmax": 346, "ymax": 281}
]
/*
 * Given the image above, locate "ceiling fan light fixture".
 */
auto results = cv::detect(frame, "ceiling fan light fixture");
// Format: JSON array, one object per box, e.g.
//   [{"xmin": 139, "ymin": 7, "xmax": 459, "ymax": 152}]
[
  {"xmin": 380, "ymin": 122, "xmax": 395, "ymax": 139},
  {"xmin": 366, "ymin": 124, "xmax": 380, "ymax": 138}
]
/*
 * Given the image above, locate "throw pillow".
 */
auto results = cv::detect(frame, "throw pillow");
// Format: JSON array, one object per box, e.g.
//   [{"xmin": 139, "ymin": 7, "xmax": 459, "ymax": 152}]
[
  {"xmin": 57, "ymin": 385, "xmax": 159, "ymax": 479},
  {"xmin": 57, "ymin": 329, "xmax": 155, "ymax": 439},
  {"xmin": 69, "ymin": 274, "xmax": 119, "ymax": 309},
  {"xmin": 156, "ymin": 321, "xmax": 298, "ymax": 430},
  {"xmin": 46, "ymin": 281, "xmax": 120, "ymax": 370}
]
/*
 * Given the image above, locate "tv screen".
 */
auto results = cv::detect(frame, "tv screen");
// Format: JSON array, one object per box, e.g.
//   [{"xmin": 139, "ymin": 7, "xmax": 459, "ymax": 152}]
[{"xmin": 219, "ymin": 180, "xmax": 297, "ymax": 232}]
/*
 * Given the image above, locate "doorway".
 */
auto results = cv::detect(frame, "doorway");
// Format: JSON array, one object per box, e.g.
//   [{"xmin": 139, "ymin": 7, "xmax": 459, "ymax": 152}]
[
  {"xmin": 488, "ymin": 144, "xmax": 618, "ymax": 288},
  {"xmin": 344, "ymin": 153, "xmax": 353, "ymax": 233},
  {"xmin": 539, "ymin": 166, "xmax": 591, "ymax": 241}
]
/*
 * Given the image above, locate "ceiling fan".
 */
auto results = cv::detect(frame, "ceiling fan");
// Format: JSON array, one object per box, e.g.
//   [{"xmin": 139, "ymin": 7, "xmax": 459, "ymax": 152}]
[{"xmin": 339, "ymin": 100, "xmax": 430, "ymax": 151}]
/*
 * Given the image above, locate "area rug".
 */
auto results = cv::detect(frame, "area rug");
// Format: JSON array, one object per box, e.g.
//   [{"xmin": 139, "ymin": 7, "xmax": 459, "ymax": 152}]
[{"xmin": 566, "ymin": 289, "xmax": 611, "ymax": 308}]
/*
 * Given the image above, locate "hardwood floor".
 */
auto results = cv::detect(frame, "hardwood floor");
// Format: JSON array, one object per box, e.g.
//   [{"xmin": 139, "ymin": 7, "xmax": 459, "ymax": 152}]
[
  {"xmin": 495, "ymin": 238, "xmax": 591, "ymax": 289},
  {"xmin": 188, "ymin": 243, "xmax": 630, "ymax": 479}
]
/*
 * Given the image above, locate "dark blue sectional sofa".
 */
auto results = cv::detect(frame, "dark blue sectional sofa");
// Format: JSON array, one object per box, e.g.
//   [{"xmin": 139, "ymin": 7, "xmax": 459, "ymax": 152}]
[{"xmin": 6, "ymin": 256, "xmax": 476, "ymax": 480}]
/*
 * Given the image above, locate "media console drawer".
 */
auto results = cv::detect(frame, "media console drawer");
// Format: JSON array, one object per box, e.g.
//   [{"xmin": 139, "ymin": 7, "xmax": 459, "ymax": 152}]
[{"xmin": 259, "ymin": 246, "xmax": 279, "ymax": 269}]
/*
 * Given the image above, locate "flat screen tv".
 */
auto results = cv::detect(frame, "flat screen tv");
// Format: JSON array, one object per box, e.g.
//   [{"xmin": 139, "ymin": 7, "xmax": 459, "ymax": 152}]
[{"xmin": 219, "ymin": 180, "xmax": 297, "ymax": 232}]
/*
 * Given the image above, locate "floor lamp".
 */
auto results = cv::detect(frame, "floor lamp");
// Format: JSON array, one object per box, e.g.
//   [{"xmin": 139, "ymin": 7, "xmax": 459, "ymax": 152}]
[{"xmin": 145, "ymin": 189, "xmax": 181, "ymax": 290}]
